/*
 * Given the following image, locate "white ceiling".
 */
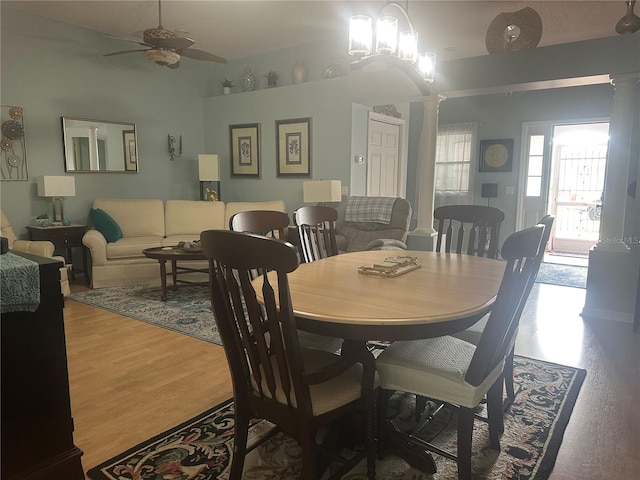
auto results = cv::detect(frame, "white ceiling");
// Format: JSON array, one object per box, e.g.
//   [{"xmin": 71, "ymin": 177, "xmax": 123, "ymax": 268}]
[{"xmin": 3, "ymin": 1, "xmax": 632, "ymax": 63}]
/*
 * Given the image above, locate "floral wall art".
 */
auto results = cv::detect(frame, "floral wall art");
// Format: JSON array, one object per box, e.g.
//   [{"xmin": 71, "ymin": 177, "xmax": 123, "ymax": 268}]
[{"xmin": 1, "ymin": 105, "xmax": 28, "ymax": 181}]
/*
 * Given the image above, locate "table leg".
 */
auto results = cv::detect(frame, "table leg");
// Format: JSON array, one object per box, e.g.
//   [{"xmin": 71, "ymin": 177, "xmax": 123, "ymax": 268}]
[
  {"xmin": 171, "ymin": 260, "xmax": 178, "ymax": 289},
  {"xmin": 159, "ymin": 260, "xmax": 168, "ymax": 301}
]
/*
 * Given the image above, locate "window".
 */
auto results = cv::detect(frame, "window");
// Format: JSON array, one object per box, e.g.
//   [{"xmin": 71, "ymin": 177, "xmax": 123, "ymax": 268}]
[
  {"xmin": 434, "ymin": 122, "xmax": 476, "ymax": 208},
  {"xmin": 525, "ymin": 134, "xmax": 545, "ymax": 197}
]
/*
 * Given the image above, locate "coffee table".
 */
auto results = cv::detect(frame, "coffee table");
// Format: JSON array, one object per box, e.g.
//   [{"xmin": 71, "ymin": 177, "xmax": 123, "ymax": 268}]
[{"xmin": 142, "ymin": 246, "xmax": 208, "ymax": 301}]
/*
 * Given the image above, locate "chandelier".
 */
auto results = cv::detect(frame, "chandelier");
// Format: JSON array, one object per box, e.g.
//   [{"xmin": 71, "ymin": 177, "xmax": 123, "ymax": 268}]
[{"xmin": 348, "ymin": 2, "xmax": 436, "ymax": 96}]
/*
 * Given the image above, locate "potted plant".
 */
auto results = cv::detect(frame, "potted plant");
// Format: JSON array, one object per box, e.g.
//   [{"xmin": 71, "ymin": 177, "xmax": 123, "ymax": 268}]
[
  {"xmin": 220, "ymin": 78, "xmax": 234, "ymax": 95},
  {"xmin": 265, "ymin": 71, "xmax": 278, "ymax": 88}
]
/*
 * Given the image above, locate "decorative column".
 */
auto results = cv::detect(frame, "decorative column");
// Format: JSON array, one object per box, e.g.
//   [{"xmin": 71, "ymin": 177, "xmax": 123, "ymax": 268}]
[
  {"xmin": 88, "ymin": 126, "xmax": 100, "ymax": 171},
  {"xmin": 594, "ymin": 73, "xmax": 640, "ymax": 252},
  {"xmin": 413, "ymin": 94, "xmax": 445, "ymax": 235},
  {"xmin": 583, "ymin": 72, "xmax": 640, "ymax": 322}
]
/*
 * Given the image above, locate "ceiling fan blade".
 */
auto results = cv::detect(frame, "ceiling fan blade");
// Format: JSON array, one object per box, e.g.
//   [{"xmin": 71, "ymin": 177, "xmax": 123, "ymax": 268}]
[
  {"xmin": 103, "ymin": 49, "xmax": 149, "ymax": 57},
  {"xmin": 152, "ymin": 37, "xmax": 195, "ymax": 50},
  {"xmin": 104, "ymin": 34, "xmax": 152, "ymax": 48},
  {"xmin": 179, "ymin": 48, "xmax": 227, "ymax": 63}
]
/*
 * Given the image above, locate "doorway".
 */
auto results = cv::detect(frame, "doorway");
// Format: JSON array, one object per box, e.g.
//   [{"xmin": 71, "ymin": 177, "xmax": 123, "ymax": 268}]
[
  {"xmin": 366, "ymin": 112, "xmax": 404, "ymax": 197},
  {"xmin": 519, "ymin": 120, "xmax": 609, "ymax": 260}
]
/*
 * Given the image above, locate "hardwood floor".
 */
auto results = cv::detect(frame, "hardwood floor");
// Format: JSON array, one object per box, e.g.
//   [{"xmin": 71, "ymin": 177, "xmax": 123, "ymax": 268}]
[{"xmin": 64, "ymin": 282, "xmax": 639, "ymax": 479}]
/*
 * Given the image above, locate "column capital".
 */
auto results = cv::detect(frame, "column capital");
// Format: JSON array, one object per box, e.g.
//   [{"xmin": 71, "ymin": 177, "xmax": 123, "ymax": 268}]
[{"xmin": 609, "ymin": 72, "xmax": 640, "ymax": 86}]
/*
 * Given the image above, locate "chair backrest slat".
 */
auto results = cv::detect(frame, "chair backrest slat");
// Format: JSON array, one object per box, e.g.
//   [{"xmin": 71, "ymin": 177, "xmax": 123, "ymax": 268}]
[
  {"xmin": 229, "ymin": 210, "xmax": 289, "ymax": 240},
  {"xmin": 293, "ymin": 206, "xmax": 339, "ymax": 262},
  {"xmin": 434, "ymin": 205, "xmax": 505, "ymax": 259}
]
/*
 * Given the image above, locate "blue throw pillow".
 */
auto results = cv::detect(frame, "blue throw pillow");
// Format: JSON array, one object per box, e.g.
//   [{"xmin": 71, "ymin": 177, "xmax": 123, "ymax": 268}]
[{"xmin": 89, "ymin": 208, "xmax": 122, "ymax": 243}]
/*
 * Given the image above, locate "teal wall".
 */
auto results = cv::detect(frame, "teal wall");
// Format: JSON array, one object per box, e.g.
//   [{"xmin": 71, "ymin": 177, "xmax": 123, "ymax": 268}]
[{"xmin": 1, "ymin": 5, "xmax": 637, "ymax": 244}]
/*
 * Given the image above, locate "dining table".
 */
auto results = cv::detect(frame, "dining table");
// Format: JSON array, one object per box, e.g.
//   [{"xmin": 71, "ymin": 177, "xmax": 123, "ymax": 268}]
[{"xmin": 253, "ymin": 249, "xmax": 506, "ymax": 473}]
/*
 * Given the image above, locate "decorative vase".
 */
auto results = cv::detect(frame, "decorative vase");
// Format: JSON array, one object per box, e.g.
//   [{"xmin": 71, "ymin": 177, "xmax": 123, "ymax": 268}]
[
  {"xmin": 223, "ymin": 86, "xmax": 231, "ymax": 95},
  {"xmin": 242, "ymin": 67, "xmax": 255, "ymax": 92},
  {"xmin": 616, "ymin": 0, "xmax": 640, "ymax": 34},
  {"xmin": 292, "ymin": 59, "xmax": 308, "ymax": 84}
]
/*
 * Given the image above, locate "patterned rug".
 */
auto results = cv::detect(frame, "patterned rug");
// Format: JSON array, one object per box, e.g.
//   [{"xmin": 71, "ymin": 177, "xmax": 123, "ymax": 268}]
[
  {"xmin": 69, "ymin": 285, "xmax": 221, "ymax": 345},
  {"xmin": 87, "ymin": 356, "xmax": 585, "ymax": 480},
  {"xmin": 535, "ymin": 262, "xmax": 587, "ymax": 289}
]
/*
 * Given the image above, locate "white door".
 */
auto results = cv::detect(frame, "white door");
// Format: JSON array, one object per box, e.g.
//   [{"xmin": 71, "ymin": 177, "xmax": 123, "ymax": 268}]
[{"xmin": 367, "ymin": 114, "xmax": 402, "ymax": 197}]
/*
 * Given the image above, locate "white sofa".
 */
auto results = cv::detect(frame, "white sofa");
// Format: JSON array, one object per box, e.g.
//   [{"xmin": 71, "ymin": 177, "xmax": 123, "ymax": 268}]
[{"xmin": 82, "ymin": 198, "xmax": 286, "ymax": 288}]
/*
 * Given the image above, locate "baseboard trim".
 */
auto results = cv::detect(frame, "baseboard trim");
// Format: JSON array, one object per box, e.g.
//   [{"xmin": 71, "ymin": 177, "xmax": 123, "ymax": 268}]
[{"xmin": 581, "ymin": 306, "xmax": 633, "ymax": 323}]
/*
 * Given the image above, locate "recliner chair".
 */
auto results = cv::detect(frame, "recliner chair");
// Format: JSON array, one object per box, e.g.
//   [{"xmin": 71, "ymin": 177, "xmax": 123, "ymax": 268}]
[
  {"xmin": 1, "ymin": 209, "xmax": 70, "ymax": 297},
  {"xmin": 336, "ymin": 196, "xmax": 412, "ymax": 253}
]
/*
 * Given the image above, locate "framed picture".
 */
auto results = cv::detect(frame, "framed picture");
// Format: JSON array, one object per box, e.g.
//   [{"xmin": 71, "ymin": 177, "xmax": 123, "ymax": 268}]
[
  {"xmin": 276, "ymin": 117, "xmax": 312, "ymax": 177},
  {"xmin": 479, "ymin": 139, "xmax": 513, "ymax": 172},
  {"xmin": 122, "ymin": 130, "xmax": 137, "ymax": 171},
  {"xmin": 230, "ymin": 123, "xmax": 261, "ymax": 177}
]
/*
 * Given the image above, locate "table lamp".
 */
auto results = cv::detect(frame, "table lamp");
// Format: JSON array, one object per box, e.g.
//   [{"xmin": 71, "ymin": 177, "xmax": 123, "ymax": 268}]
[
  {"xmin": 198, "ymin": 154, "xmax": 220, "ymax": 201},
  {"xmin": 303, "ymin": 180, "xmax": 342, "ymax": 205},
  {"xmin": 37, "ymin": 176, "xmax": 76, "ymax": 223}
]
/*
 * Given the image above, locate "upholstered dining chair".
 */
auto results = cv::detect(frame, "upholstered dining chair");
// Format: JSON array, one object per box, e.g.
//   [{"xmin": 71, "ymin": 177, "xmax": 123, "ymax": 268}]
[
  {"xmin": 230, "ymin": 209, "xmax": 343, "ymax": 353},
  {"xmin": 375, "ymin": 225, "xmax": 544, "ymax": 480},
  {"xmin": 201, "ymin": 230, "xmax": 377, "ymax": 480},
  {"xmin": 434, "ymin": 205, "xmax": 505, "ymax": 259},
  {"xmin": 452, "ymin": 215, "xmax": 555, "ymax": 406},
  {"xmin": 293, "ymin": 205, "xmax": 339, "ymax": 263}
]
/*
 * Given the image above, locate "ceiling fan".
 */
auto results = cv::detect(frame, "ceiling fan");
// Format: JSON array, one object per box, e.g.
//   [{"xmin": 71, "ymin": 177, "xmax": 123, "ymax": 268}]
[{"xmin": 103, "ymin": 0, "xmax": 227, "ymax": 68}]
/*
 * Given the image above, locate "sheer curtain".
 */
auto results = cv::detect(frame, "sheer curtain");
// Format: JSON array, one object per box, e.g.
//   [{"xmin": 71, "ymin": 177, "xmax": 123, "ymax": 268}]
[{"xmin": 434, "ymin": 122, "xmax": 477, "ymax": 210}]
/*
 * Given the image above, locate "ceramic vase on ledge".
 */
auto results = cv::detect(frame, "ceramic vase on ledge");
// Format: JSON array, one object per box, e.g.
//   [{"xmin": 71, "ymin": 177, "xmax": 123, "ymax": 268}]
[
  {"xmin": 292, "ymin": 59, "xmax": 308, "ymax": 84},
  {"xmin": 242, "ymin": 67, "xmax": 255, "ymax": 92}
]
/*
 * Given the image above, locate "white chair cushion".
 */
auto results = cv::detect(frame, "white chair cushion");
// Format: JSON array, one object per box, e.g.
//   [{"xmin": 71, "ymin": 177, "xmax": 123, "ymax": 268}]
[
  {"xmin": 253, "ymin": 347, "xmax": 378, "ymax": 416},
  {"xmin": 376, "ymin": 336, "xmax": 504, "ymax": 409}
]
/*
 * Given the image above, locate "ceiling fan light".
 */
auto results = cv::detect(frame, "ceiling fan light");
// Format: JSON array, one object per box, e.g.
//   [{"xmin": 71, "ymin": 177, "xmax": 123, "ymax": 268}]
[{"xmin": 144, "ymin": 49, "xmax": 180, "ymax": 65}]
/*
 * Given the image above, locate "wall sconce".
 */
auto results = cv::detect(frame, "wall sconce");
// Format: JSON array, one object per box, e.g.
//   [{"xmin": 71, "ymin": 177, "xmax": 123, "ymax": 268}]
[
  {"xmin": 37, "ymin": 175, "xmax": 76, "ymax": 223},
  {"xmin": 198, "ymin": 154, "xmax": 220, "ymax": 201},
  {"xmin": 303, "ymin": 180, "xmax": 342, "ymax": 205},
  {"xmin": 348, "ymin": 2, "xmax": 436, "ymax": 96},
  {"xmin": 168, "ymin": 134, "xmax": 182, "ymax": 161}
]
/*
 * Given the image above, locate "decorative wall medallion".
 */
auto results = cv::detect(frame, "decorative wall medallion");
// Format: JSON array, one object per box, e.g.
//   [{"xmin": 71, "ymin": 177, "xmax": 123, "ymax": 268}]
[
  {"xmin": 485, "ymin": 7, "xmax": 542, "ymax": 54},
  {"xmin": 479, "ymin": 139, "xmax": 514, "ymax": 172},
  {"xmin": 1, "ymin": 105, "xmax": 28, "ymax": 181}
]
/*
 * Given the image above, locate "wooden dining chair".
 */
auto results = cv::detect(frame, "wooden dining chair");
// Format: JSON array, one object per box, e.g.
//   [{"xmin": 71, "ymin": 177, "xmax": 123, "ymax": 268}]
[
  {"xmin": 375, "ymin": 225, "xmax": 544, "ymax": 480},
  {"xmin": 229, "ymin": 209, "xmax": 289, "ymax": 240},
  {"xmin": 230, "ymin": 210, "xmax": 343, "ymax": 353},
  {"xmin": 200, "ymin": 230, "xmax": 377, "ymax": 479},
  {"xmin": 293, "ymin": 206, "xmax": 339, "ymax": 263},
  {"xmin": 452, "ymin": 215, "xmax": 555, "ymax": 406},
  {"xmin": 434, "ymin": 205, "xmax": 505, "ymax": 259}
]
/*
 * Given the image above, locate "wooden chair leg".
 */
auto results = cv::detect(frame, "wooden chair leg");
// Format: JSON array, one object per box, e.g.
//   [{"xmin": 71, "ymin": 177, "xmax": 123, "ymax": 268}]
[
  {"xmin": 230, "ymin": 406, "xmax": 249, "ymax": 480},
  {"xmin": 415, "ymin": 394, "xmax": 427, "ymax": 421},
  {"xmin": 377, "ymin": 389, "xmax": 390, "ymax": 458},
  {"xmin": 487, "ymin": 377, "xmax": 504, "ymax": 449},
  {"xmin": 504, "ymin": 346, "xmax": 516, "ymax": 402},
  {"xmin": 300, "ymin": 427, "xmax": 319, "ymax": 479},
  {"xmin": 457, "ymin": 407, "xmax": 474, "ymax": 480},
  {"xmin": 366, "ymin": 395, "xmax": 377, "ymax": 479}
]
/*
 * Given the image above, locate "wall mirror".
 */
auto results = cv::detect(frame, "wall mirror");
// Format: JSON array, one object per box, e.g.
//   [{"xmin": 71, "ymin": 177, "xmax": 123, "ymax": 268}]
[{"xmin": 62, "ymin": 117, "xmax": 139, "ymax": 172}]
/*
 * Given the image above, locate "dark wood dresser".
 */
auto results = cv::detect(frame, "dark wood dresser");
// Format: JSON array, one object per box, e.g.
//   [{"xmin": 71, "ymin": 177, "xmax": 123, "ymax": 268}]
[{"xmin": 1, "ymin": 252, "xmax": 84, "ymax": 480}]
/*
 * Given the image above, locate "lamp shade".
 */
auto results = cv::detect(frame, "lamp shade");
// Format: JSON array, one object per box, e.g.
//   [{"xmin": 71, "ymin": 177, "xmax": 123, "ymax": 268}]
[
  {"xmin": 37, "ymin": 176, "xmax": 75, "ymax": 197},
  {"xmin": 198, "ymin": 154, "xmax": 220, "ymax": 181},
  {"xmin": 303, "ymin": 180, "xmax": 342, "ymax": 203}
]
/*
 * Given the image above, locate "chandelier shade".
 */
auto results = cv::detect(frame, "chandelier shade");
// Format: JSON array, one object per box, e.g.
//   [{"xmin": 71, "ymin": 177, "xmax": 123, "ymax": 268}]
[{"xmin": 348, "ymin": 2, "xmax": 436, "ymax": 96}]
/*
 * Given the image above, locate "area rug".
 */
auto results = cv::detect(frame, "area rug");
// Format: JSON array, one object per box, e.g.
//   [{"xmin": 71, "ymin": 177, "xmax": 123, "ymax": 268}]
[
  {"xmin": 68, "ymin": 285, "xmax": 221, "ymax": 345},
  {"xmin": 87, "ymin": 356, "xmax": 585, "ymax": 480},
  {"xmin": 535, "ymin": 262, "xmax": 587, "ymax": 289}
]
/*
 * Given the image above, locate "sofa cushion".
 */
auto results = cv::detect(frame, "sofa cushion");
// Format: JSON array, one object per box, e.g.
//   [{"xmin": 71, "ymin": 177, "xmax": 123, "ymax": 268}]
[
  {"xmin": 105, "ymin": 236, "xmax": 164, "ymax": 259},
  {"xmin": 93, "ymin": 199, "xmax": 165, "ymax": 237},
  {"xmin": 165, "ymin": 200, "xmax": 226, "ymax": 237},
  {"xmin": 90, "ymin": 208, "xmax": 123, "ymax": 242}
]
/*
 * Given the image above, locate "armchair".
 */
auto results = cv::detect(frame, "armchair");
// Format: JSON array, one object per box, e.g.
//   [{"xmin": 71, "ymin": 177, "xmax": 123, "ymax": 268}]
[
  {"xmin": 1, "ymin": 210, "xmax": 70, "ymax": 297},
  {"xmin": 336, "ymin": 196, "xmax": 412, "ymax": 252}
]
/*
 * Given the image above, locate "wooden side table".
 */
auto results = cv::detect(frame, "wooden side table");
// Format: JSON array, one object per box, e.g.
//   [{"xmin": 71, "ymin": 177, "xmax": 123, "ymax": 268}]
[{"xmin": 26, "ymin": 224, "xmax": 89, "ymax": 285}]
